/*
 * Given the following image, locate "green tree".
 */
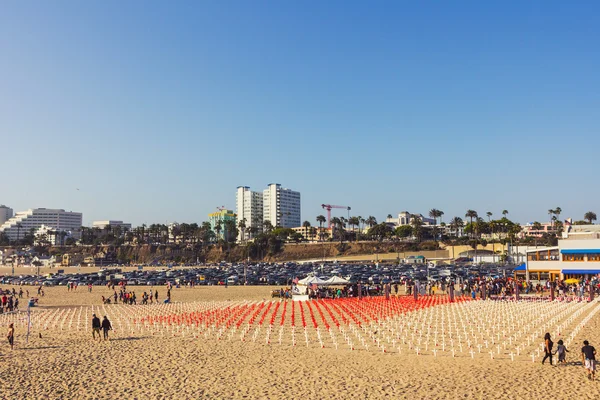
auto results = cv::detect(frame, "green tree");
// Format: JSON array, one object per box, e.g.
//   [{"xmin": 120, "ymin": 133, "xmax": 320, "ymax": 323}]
[
  {"xmin": 450, "ymin": 217, "xmax": 464, "ymax": 238},
  {"xmin": 214, "ymin": 221, "xmax": 222, "ymax": 240},
  {"xmin": 395, "ymin": 225, "xmax": 413, "ymax": 239},
  {"xmin": 366, "ymin": 216, "xmax": 377, "ymax": 229},
  {"xmin": 238, "ymin": 218, "xmax": 247, "ymax": 243},
  {"xmin": 316, "ymin": 215, "xmax": 326, "ymax": 229},
  {"xmin": 429, "ymin": 208, "xmax": 443, "ymax": 241},
  {"xmin": 348, "ymin": 216, "xmax": 360, "ymax": 241},
  {"xmin": 223, "ymin": 219, "xmax": 238, "ymax": 243},
  {"xmin": 584, "ymin": 211, "xmax": 597, "ymax": 224},
  {"xmin": 410, "ymin": 215, "xmax": 424, "ymax": 243},
  {"xmin": 368, "ymin": 223, "xmax": 392, "ymax": 242},
  {"xmin": 465, "ymin": 210, "xmax": 478, "ymax": 238},
  {"xmin": 302, "ymin": 220, "xmax": 311, "ymax": 241},
  {"xmin": 263, "ymin": 220, "xmax": 273, "ymax": 234}
]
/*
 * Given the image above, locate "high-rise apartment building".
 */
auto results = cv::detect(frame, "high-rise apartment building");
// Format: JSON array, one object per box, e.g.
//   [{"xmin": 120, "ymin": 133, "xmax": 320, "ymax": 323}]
[
  {"xmin": 236, "ymin": 186, "xmax": 263, "ymax": 240},
  {"xmin": 0, "ymin": 205, "xmax": 13, "ymax": 225},
  {"xmin": 0, "ymin": 208, "xmax": 83, "ymax": 241},
  {"xmin": 263, "ymin": 183, "xmax": 301, "ymax": 228}
]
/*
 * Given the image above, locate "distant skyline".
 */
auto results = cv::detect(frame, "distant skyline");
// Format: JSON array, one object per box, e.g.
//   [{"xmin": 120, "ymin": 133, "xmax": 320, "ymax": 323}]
[{"xmin": 2, "ymin": 1, "xmax": 599, "ymax": 226}]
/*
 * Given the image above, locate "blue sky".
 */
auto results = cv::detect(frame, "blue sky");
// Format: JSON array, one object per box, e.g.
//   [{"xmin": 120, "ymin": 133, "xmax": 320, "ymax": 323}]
[{"xmin": 1, "ymin": 1, "xmax": 599, "ymax": 226}]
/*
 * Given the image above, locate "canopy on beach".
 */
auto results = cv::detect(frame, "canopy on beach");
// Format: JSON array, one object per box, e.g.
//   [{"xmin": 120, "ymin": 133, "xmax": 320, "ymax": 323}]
[
  {"xmin": 324, "ymin": 276, "xmax": 350, "ymax": 285},
  {"xmin": 298, "ymin": 276, "xmax": 328, "ymax": 286}
]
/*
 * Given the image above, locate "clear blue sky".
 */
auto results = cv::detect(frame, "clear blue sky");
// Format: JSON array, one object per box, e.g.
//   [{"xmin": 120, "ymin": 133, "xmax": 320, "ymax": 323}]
[{"xmin": 1, "ymin": 1, "xmax": 599, "ymax": 226}]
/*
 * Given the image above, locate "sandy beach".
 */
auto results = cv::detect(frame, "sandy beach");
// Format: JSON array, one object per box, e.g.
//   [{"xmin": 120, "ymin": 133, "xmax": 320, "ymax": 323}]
[{"xmin": 1, "ymin": 284, "xmax": 599, "ymax": 399}]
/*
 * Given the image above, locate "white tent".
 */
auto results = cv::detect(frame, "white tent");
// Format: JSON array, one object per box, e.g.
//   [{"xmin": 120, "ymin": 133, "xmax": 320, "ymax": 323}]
[
  {"xmin": 298, "ymin": 276, "xmax": 328, "ymax": 286},
  {"xmin": 324, "ymin": 276, "xmax": 350, "ymax": 285}
]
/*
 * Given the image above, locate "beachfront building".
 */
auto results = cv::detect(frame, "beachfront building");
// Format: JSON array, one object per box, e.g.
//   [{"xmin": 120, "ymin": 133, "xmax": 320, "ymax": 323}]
[
  {"xmin": 0, "ymin": 205, "xmax": 14, "ymax": 225},
  {"xmin": 386, "ymin": 211, "xmax": 435, "ymax": 227},
  {"xmin": 208, "ymin": 209, "xmax": 237, "ymax": 241},
  {"xmin": 92, "ymin": 220, "xmax": 132, "ymax": 231},
  {"xmin": 0, "ymin": 208, "xmax": 83, "ymax": 241},
  {"xmin": 525, "ymin": 233, "xmax": 600, "ymax": 281},
  {"xmin": 34, "ymin": 224, "xmax": 70, "ymax": 246},
  {"xmin": 263, "ymin": 183, "xmax": 301, "ymax": 229},
  {"xmin": 519, "ymin": 222, "xmax": 557, "ymax": 238},
  {"xmin": 235, "ymin": 186, "xmax": 264, "ymax": 240}
]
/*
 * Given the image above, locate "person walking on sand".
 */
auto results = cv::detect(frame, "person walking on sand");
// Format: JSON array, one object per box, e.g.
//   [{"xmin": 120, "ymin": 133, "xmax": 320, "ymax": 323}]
[
  {"xmin": 7, "ymin": 323, "xmax": 15, "ymax": 350},
  {"xmin": 542, "ymin": 332, "xmax": 554, "ymax": 365},
  {"xmin": 581, "ymin": 340, "xmax": 597, "ymax": 380},
  {"xmin": 91, "ymin": 314, "xmax": 101, "ymax": 341},
  {"xmin": 101, "ymin": 316, "xmax": 112, "ymax": 341},
  {"xmin": 554, "ymin": 340, "xmax": 569, "ymax": 364}
]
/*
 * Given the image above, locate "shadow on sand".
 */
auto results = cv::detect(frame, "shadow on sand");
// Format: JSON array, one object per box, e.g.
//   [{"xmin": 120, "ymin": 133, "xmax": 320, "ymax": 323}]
[{"xmin": 22, "ymin": 345, "xmax": 63, "ymax": 350}]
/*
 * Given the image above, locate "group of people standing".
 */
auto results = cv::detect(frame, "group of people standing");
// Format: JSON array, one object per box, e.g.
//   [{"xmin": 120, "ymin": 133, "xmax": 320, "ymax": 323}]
[
  {"xmin": 1, "ymin": 289, "xmax": 20, "ymax": 313},
  {"xmin": 542, "ymin": 332, "xmax": 597, "ymax": 380}
]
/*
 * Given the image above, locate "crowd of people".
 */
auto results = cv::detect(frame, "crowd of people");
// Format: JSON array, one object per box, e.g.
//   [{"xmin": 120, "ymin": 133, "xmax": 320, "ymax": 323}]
[
  {"xmin": 0, "ymin": 287, "xmax": 36, "ymax": 313},
  {"xmin": 100, "ymin": 281, "xmax": 173, "ymax": 305}
]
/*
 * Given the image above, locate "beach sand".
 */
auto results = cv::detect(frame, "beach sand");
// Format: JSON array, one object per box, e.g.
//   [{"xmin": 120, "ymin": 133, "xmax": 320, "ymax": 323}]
[{"xmin": 1, "ymin": 285, "xmax": 599, "ymax": 399}]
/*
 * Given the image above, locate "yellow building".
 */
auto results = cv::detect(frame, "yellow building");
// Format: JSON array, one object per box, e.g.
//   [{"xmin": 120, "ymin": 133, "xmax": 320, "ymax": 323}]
[{"xmin": 291, "ymin": 226, "xmax": 332, "ymax": 242}]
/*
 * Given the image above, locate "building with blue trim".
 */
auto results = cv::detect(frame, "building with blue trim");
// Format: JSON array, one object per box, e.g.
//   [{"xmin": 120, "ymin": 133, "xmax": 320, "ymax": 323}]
[{"xmin": 525, "ymin": 237, "xmax": 600, "ymax": 281}]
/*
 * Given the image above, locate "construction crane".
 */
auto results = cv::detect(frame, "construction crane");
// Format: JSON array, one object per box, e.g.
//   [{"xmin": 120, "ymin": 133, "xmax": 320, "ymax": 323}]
[{"xmin": 321, "ymin": 204, "xmax": 351, "ymax": 228}]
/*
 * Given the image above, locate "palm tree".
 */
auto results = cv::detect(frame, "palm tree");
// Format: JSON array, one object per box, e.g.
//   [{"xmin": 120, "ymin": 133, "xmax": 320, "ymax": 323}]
[
  {"xmin": 330, "ymin": 217, "xmax": 344, "ymax": 243},
  {"xmin": 387, "ymin": 214, "xmax": 393, "ymax": 220},
  {"xmin": 366, "ymin": 216, "xmax": 377, "ymax": 229},
  {"xmin": 450, "ymin": 217, "xmax": 464, "ymax": 238},
  {"xmin": 465, "ymin": 210, "xmax": 478, "ymax": 238},
  {"xmin": 215, "ymin": 220, "xmax": 222, "ymax": 240},
  {"xmin": 16, "ymin": 222, "xmax": 23, "ymax": 244},
  {"xmin": 584, "ymin": 211, "xmax": 597, "ymax": 224},
  {"xmin": 553, "ymin": 207, "xmax": 562, "ymax": 230},
  {"xmin": 411, "ymin": 215, "xmax": 424, "ymax": 243},
  {"xmin": 238, "ymin": 218, "xmax": 247, "ymax": 243},
  {"xmin": 486, "ymin": 211, "xmax": 492, "ymax": 221},
  {"xmin": 302, "ymin": 220, "xmax": 311, "ymax": 241},
  {"xmin": 348, "ymin": 216, "xmax": 360, "ymax": 241},
  {"xmin": 429, "ymin": 209, "xmax": 443, "ymax": 241},
  {"xmin": 316, "ymin": 215, "xmax": 326, "ymax": 242}
]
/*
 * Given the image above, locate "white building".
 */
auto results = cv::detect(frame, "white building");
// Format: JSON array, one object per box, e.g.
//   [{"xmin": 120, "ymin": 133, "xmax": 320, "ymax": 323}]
[
  {"xmin": 524, "ymin": 225, "xmax": 600, "ymax": 281},
  {"xmin": 0, "ymin": 205, "xmax": 13, "ymax": 225},
  {"xmin": 236, "ymin": 186, "xmax": 264, "ymax": 239},
  {"xmin": 386, "ymin": 211, "xmax": 435, "ymax": 226},
  {"xmin": 92, "ymin": 220, "xmax": 132, "ymax": 231},
  {"xmin": 263, "ymin": 183, "xmax": 301, "ymax": 228},
  {"xmin": 0, "ymin": 208, "xmax": 83, "ymax": 241}
]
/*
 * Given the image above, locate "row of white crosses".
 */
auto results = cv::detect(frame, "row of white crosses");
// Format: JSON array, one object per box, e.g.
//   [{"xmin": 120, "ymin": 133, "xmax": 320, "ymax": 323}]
[
  {"xmin": 367, "ymin": 299, "xmax": 600, "ymax": 361},
  {"xmin": 4, "ymin": 297, "xmax": 599, "ymax": 360}
]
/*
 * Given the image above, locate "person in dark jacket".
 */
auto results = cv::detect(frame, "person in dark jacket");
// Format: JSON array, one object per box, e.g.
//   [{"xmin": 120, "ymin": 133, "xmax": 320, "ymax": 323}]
[
  {"xmin": 101, "ymin": 316, "xmax": 112, "ymax": 341},
  {"xmin": 91, "ymin": 314, "xmax": 101, "ymax": 341},
  {"xmin": 542, "ymin": 332, "xmax": 554, "ymax": 365}
]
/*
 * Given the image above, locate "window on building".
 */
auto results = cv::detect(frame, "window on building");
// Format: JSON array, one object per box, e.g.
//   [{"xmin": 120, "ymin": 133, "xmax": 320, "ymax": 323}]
[
  {"xmin": 563, "ymin": 254, "xmax": 585, "ymax": 262},
  {"xmin": 588, "ymin": 254, "xmax": 600, "ymax": 262}
]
